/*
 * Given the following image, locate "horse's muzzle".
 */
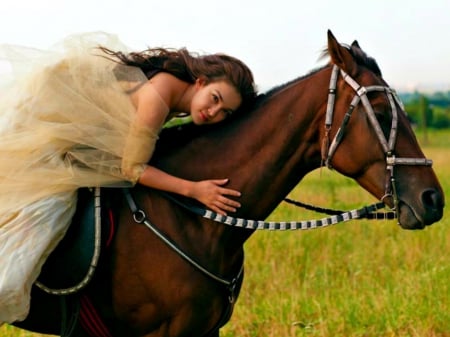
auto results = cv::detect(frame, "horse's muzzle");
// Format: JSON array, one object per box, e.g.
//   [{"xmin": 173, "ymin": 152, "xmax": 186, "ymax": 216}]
[{"xmin": 398, "ymin": 188, "xmax": 444, "ymax": 230}]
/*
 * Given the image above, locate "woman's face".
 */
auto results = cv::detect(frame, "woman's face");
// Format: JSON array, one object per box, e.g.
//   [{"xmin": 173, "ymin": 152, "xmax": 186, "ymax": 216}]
[{"xmin": 190, "ymin": 79, "xmax": 242, "ymax": 125}]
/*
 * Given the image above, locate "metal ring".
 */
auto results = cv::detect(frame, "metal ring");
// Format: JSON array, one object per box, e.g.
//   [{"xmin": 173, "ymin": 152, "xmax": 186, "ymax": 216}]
[
  {"xmin": 133, "ymin": 210, "xmax": 146, "ymax": 223},
  {"xmin": 380, "ymin": 193, "xmax": 393, "ymax": 203}
]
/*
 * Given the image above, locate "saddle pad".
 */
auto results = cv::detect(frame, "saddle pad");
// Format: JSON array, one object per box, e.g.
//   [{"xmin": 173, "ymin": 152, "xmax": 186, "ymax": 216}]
[{"xmin": 37, "ymin": 188, "xmax": 99, "ymax": 290}]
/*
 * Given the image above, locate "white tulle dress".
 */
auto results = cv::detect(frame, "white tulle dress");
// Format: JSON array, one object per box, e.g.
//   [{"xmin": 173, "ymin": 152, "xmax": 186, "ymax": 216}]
[{"xmin": 0, "ymin": 32, "xmax": 156, "ymax": 324}]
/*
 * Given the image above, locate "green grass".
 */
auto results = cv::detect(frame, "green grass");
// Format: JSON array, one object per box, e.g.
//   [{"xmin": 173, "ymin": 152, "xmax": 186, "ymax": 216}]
[
  {"xmin": 221, "ymin": 129, "xmax": 450, "ymax": 337},
  {"xmin": 0, "ymin": 326, "xmax": 47, "ymax": 337},
  {"xmin": 2, "ymin": 129, "xmax": 449, "ymax": 337}
]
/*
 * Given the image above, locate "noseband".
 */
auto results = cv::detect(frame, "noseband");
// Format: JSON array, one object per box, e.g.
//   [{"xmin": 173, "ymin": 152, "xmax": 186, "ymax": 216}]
[{"xmin": 322, "ymin": 65, "xmax": 433, "ymax": 221}]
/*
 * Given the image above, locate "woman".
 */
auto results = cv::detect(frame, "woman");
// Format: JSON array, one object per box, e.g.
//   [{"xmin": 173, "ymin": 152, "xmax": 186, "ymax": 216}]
[{"xmin": 0, "ymin": 32, "xmax": 256, "ymax": 324}]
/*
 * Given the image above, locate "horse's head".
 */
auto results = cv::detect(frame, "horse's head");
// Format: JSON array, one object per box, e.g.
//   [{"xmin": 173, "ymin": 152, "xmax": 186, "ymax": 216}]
[{"xmin": 323, "ymin": 30, "xmax": 444, "ymax": 229}]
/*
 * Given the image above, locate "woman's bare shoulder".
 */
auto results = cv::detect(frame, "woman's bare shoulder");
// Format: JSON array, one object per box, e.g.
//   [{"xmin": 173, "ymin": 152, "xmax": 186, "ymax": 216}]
[{"xmin": 147, "ymin": 72, "xmax": 188, "ymax": 107}]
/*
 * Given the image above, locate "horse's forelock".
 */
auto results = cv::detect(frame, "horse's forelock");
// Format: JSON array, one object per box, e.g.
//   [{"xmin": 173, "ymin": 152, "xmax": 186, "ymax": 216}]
[
  {"xmin": 320, "ymin": 43, "xmax": 383, "ymax": 77},
  {"xmin": 349, "ymin": 44, "xmax": 382, "ymax": 77}
]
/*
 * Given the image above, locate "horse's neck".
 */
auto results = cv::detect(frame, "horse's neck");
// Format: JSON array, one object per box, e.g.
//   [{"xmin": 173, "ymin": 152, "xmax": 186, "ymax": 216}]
[
  {"xmin": 157, "ymin": 68, "xmax": 331, "ymax": 219},
  {"xmin": 227, "ymin": 69, "xmax": 330, "ymax": 219},
  {"xmin": 153, "ymin": 67, "xmax": 331, "ymax": 248},
  {"xmin": 128, "ymin": 68, "xmax": 332, "ymax": 285}
]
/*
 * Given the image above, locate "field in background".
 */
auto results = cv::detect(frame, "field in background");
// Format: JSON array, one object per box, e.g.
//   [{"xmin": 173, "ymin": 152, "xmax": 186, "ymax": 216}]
[
  {"xmin": 2, "ymin": 130, "xmax": 449, "ymax": 337},
  {"xmin": 221, "ymin": 129, "xmax": 450, "ymax": 337}
]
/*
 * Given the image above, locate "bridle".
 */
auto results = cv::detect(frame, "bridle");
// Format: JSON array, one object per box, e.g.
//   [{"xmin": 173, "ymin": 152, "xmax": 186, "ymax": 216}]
[{"xmin": 321, "ymin": 65, "xmax": 433, "ymax": 221}]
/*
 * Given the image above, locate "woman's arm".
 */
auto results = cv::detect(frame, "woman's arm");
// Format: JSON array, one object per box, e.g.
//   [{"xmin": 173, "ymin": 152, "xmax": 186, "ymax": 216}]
[
  {"xmin": 138, "ymin": 166, "xmax": 241, "ymax": 215},
  {"xmin": 122, "ymin": 74, "xmax": 241, "ymax": 215},
  {"xmin": 120, "ymin": 82, "xmax": 167, "ymax": 184}
]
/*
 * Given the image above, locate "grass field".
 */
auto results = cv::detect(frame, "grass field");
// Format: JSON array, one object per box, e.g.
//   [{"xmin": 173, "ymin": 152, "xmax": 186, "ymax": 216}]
[{"xmin": 2, "ymin": 130, "xmax": 449, "ymax": 337}]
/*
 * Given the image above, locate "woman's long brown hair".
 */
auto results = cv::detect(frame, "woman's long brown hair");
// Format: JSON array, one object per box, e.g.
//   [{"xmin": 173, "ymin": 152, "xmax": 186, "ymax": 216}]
[{"xmin": 99, "ymin": 46, "xmax": 256, "ymax": 110}]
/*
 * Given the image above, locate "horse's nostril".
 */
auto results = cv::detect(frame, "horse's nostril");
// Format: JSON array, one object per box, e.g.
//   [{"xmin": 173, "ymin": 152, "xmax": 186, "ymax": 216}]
[
  {"xmin": 422, "ymin": 188, "xmax": 443, "ymax": 209},
  {"xmin": 421, "ymin": 188, "xmax": 444, "ymax": 223}
]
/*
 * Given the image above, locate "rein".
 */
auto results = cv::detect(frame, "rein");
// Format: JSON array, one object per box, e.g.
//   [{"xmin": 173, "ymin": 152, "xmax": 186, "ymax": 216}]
[
  {"xmin": 283, "ymin": 197, "xmax": 396, "ymax": 219},
  {"xmin": 122, "ymin": 188, "xmax": 242, "ymax": 304},
  {"xmin": 122, "ymin": 187, "xmax": 387, "ymax": 310},
  {"xmin": 161, "ymin": 192, "xmax": 391, "ymax": 230}
]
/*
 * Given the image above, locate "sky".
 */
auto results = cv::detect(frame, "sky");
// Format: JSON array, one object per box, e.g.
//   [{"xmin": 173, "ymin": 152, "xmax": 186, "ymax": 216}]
[{"xmin": 1, "ymin": 0, "xmax": 449, "ymax": 93}]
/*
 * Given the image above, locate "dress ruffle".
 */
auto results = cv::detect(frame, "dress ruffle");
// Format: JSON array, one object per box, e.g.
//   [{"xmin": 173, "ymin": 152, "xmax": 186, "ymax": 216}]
[
  {"xmin": 0, "ymin": 32, "xmax": 149, "ymax": 212},
  {"xmin": 0, "ymin": 32, "xmax": 147, "ymax": 323}
]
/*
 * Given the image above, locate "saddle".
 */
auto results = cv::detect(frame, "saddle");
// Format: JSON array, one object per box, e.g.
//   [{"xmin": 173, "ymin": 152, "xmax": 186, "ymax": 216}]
[{"xmin": 36, "ymin": 188, "xmax": 115, "ymax": 294}]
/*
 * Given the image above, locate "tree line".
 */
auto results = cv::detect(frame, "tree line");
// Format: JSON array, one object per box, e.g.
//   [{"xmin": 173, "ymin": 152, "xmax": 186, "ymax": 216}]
[{"xmin": 400, "ymin": 91, "xmax": 450, "ymax": 129}]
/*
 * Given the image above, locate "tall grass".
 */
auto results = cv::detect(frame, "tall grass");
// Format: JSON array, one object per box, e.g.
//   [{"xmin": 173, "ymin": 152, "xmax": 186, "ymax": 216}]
[{"xmin": 2, "ymin": 130, "xmax": 449, "ymax": 337}]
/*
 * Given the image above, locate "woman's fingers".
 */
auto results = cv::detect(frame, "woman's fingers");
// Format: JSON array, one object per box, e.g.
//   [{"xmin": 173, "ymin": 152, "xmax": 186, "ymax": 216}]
[
  {"xmin": 211, "ymin": 192, "xmax": 241, "ymax": 215},
  {"xmin": 194, "ymin": 179, "xmax": 242, "ymax": 215},
  {"xmin": 220, "ymin": 187, "xmax": 241, "ymax": 197},
  {"xmin": 211, "ymin": 179, "xmax": 241, "ymax": 197}
]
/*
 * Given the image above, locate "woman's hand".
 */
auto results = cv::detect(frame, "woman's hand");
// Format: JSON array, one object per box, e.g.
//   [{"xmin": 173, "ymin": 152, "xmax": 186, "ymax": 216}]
[
  {"xmin": 189, "ymin": 179, "xmax": 241, "ymax": 215},
  {"xmin": 137, "ymin": 166, "xmax": 241, "ymax": 215}
]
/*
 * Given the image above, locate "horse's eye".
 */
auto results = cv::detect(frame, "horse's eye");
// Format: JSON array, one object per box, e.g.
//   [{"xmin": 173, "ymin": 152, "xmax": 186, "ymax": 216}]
[
  {"xmin": 373, "ymin": 111, "xmax": 392, "ymax": 138},
  {"xmin": 375, "ymin": 112, "xmax": 386, "ymax": 124}
]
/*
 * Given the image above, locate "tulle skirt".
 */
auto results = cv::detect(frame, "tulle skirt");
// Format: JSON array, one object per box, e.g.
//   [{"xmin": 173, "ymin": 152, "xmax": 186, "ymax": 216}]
[{"xmin": 0, "ymin": 32, "xmax": 145, "ymax": 323}]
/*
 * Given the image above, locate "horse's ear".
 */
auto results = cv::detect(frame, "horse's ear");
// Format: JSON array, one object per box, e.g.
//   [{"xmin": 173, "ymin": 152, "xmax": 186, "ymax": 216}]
[
  {"xmin": 351, "ymin": 40, "xmax": 361, "ymax": 49},
  {"xmin": 327, "ymin": 30, "xmax": 357, "ymax": 76}
]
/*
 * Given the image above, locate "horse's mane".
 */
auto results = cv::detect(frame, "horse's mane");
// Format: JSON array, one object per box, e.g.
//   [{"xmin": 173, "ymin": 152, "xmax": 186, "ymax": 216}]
[
  {"xmin": 154, "ymin": 119, "xmax": 242, "ymax": 160},
  {"xmin": 154, "ymin": 94, "xmax": 267, "ymax": 158},
  {"xmin": 261, "ymin": 66, "xmax": 327, "ymax": 99},
  {"xmin": 154, "ymin": 41, "xmax": 382, "ymax": 159},
  {"xmin": 258, "ymin": 42, "xmax": 381, "ymax": 105},
  {"xmin": 154, "ymin": 123, "xmax": 212, "ymax": 157}
]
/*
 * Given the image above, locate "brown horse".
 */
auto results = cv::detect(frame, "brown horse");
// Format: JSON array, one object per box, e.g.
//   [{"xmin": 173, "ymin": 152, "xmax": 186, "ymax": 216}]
[{"xmin": 14, "ymin": 30, "xmax": 444, "ymax": 337}]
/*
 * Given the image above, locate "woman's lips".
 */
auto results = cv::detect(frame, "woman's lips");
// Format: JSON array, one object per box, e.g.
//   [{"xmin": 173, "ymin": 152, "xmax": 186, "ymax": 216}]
[{"xmin": 199, "ymin": 112, "xmax": 208, "ymax": 122}]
